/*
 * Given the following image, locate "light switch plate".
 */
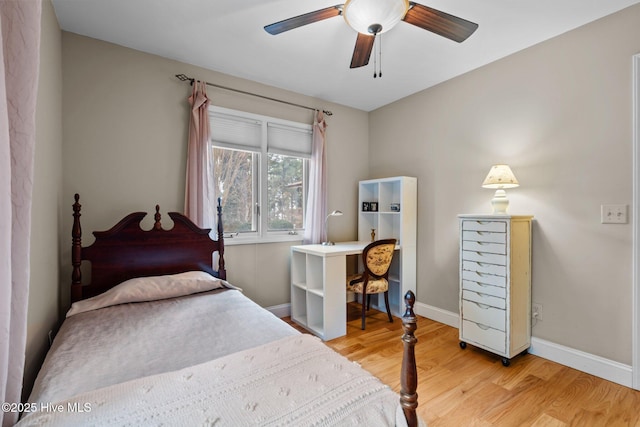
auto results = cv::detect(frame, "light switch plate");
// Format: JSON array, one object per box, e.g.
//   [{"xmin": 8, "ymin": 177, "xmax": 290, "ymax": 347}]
[{"xmin": 601, "ymin": 204, "xmax": 628, "ymax": 224}]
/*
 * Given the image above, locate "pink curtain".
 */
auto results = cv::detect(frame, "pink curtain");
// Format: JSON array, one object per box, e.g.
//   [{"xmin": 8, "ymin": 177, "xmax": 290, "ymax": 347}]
[
  {"xmin": 0, "ymin": 1, "xmax": 41, "ymax": 426},
  {"xmin": 303, "ymin": 111, "xmax": 328, "ymax": 244},
  {"xmin": 184, "ymin": 81, "xmax": 215, "ymax": 229}
]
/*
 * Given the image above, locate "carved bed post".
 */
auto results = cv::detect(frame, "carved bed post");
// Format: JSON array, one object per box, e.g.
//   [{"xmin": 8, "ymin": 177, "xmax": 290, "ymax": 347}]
[
  {"xmin": 400, "ymin": 290, "xmax": 418, "ymax": 427},
  {"xmin": 153, "ymin": 205, "xmax": 162, "ymax": 230},
  {"xmin": 71, "ymin": 194, "xmax": 83, "ymax": 302},
  {"xmin": 216, "ymin": 197, "xmax": 226, "ymax": 280}
]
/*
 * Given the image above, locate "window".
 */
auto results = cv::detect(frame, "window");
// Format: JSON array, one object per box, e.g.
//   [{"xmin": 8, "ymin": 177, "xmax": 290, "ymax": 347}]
[{"xmin": 210, "ymin": 106, "xmax": 311, "ymax": 242}]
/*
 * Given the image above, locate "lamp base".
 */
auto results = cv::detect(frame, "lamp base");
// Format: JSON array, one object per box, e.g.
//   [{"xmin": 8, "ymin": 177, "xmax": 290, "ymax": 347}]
[
  {"xmin": 321, "ymin": 241, "xmax": 335, "ymax": 246},
  {"xmin": 490, "ymin": 189, "xmax": 509, "ymax": 214}
]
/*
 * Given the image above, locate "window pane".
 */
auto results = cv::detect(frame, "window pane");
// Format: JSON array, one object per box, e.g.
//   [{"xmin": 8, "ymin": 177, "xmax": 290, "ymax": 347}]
[
  {"xmin": 213, "ymin": 147, "xmax": 256, "ymax": 233},
  {"xmin": 267, "ymin": 154, "xmax": 305, "ymax": 231}
]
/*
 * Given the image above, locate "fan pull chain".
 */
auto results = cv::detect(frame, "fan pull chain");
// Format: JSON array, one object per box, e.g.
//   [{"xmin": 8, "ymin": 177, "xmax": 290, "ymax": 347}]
[
  {"xmin": 373, "ymin": 35, "xmax": 377, "ymax": 78},
  {"xmin": 373, "ymin": 35, "xmax": 382, "ymax": 79},
  {"xmin": 378, "ymin": 34, "xmax": 382, "ymax": 78}
]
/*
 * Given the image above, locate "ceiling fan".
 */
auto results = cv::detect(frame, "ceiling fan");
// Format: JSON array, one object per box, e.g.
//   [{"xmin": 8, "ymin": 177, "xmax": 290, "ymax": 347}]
[{"xmin": 264, "ymin": 0, "xmax": 478, "ymax": 69}]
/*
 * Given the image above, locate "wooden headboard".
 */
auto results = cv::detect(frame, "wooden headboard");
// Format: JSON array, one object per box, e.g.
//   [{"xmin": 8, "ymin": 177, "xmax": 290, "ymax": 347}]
[{"xmin": 71, "ymin": 194, "xmax": 226, "ymax": 302}]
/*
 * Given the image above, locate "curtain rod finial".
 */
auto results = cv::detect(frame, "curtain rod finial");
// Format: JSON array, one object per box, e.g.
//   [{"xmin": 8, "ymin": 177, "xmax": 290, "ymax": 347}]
[{"xmin": 175, "ymin": 74, "xmax": 194, "ymax": 85}]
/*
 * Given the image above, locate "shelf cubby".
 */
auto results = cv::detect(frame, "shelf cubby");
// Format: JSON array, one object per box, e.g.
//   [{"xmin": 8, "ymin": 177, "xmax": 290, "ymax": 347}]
[{"xmin": 358, "ymin": 177, "xmax": 417, "ymax": 317}]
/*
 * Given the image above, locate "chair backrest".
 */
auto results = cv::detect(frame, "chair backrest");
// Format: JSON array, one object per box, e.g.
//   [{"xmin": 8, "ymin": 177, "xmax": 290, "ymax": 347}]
[{"xmin": 362, "ymin": 238, "xmax": 397, "ymax": 279}]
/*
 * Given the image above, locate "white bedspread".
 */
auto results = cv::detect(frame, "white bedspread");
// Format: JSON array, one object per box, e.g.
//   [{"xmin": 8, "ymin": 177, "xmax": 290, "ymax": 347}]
[
  {"xmin": 27, "ymin": 289, "xmax": 299, "ymax": 408},
  {"xmin": 19, "ymin": 335, "xmax": 404, "ymax": 426}
]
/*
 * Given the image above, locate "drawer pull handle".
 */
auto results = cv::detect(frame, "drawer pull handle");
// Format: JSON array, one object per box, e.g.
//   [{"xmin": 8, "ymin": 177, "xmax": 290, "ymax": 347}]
[
  {"xmin": 474, "ymin": 302, "xmax": 490, "ymax": 310},
  {"xmin": 477, "ymin": 323, "xmax": 490, "ymax": 330}
]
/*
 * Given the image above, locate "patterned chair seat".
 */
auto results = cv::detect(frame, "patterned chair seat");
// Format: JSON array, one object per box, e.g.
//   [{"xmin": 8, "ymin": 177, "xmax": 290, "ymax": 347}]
[{"xmin": 346, "ymin": 274, "xmax": 389, "ymax": 294}]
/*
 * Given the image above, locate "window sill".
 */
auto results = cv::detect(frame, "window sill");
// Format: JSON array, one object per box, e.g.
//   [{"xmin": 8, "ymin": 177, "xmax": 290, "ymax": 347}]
[{"xmin": 224, "ymin": 234, "xmax": 304, "ymax": 246}]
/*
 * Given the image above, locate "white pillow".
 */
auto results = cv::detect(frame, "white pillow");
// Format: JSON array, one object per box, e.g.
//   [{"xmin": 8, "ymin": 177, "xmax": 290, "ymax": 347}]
[{"xmin": 66, "ymin": 271, "xmax": 239, "ymax": 317}]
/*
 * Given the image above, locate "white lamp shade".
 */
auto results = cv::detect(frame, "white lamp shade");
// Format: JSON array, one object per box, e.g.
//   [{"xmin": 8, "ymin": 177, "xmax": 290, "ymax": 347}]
[
  {"xmin": 482, "ymin": 164, "xmax": 520, "ymax": 189},
  {"xmin": 343, "ymin": 0, "xmax": 409, "ymax": 34}
]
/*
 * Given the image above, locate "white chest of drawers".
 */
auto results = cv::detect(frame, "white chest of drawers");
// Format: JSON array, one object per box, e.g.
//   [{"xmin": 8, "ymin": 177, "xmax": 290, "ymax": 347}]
[{"xmin": 458, "ymin": 214, "xmax": 533, "ymax": 366}]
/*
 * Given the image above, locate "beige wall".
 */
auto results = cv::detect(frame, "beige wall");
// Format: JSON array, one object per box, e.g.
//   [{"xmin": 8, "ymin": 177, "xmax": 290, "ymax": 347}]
[
  {"xmin": 26, "ymin": 0, "xmax": 63, "ymax": 398},
  {"xmin": 369, "ymin": 4, "xmax": 640, "ymax": 364},
  {"xmin": 60, "ymin": 33, "xmax": 369, "ymax": 308}
]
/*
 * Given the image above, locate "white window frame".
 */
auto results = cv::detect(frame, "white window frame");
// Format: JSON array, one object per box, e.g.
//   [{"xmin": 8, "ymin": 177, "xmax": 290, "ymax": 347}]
[{"xmin": 210, "ymin": 106, "xmax": 311, "ymax": 244}]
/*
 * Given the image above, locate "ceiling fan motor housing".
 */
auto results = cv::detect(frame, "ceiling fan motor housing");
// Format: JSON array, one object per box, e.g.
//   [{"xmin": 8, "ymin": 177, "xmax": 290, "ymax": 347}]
[{"xmin": 368, "ymin": 23, "xmax": 383, "ymax": 34}]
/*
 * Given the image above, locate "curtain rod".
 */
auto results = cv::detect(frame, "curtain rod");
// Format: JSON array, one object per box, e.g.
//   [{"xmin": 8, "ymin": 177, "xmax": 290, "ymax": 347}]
[{"xmin": 175, "ymin": 74, "xmax": 332, "ymax": 116}]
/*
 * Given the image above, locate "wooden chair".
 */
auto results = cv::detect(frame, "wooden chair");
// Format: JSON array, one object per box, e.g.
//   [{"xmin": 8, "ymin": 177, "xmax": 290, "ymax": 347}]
[{"xmin": 346, "ymin": 238, "xmax": 397, "ymax": 330}]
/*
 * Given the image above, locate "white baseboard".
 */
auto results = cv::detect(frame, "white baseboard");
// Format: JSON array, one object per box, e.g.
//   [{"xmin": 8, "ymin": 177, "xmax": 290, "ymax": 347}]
[
  {"xmin": 267, "ymin": 303, "xmax": 290, "ymax": 319},
  {"xmin": 415, "ymin": 302, "xmax": 633, "ymax": 388},
  {"xmin": 414, "ymin": 301, "xmax": 459, "ymax": 328},
  {"xmin": 529, "ymin": 337, "xmax": 633, "ymax": 388}
]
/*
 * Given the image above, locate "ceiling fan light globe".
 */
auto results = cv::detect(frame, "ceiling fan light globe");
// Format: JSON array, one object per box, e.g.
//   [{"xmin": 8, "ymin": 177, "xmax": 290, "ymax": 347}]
[{"xmin": 343, "ymin": 0, "xmax": 409, "ymax": 35}]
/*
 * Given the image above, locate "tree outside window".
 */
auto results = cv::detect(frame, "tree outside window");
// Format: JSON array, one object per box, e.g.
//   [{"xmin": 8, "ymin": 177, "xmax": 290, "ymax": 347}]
[{"xmin": 267, "ymin": 154, "xmax": 305, "ymax": 231}]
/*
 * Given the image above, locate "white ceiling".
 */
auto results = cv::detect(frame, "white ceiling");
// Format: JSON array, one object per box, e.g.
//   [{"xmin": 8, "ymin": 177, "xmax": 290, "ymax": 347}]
[{"xmin": 51, "ymin": 0, "xmax": 640, "ymax": 111}]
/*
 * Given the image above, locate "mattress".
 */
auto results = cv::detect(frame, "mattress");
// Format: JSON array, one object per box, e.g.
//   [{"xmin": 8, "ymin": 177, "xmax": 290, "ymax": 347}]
[{"xmin": 27, "ymin": 287, "xmax": 299, "ymax": 408}]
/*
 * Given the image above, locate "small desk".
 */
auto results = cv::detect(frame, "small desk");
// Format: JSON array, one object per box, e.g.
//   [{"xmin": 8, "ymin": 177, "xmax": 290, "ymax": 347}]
[{"xmin": 290, "ymin": 241, "xmax": 397, "ymax": 340}]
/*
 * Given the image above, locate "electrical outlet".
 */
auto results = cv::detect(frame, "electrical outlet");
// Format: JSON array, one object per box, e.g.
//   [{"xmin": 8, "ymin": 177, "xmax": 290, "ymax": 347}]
[
  {"xmin": 532, "ymin": 303, "xmax": 543, "ymax": 321},
  {"xmin": 601, "ymin": 204, "xmax": 628, "ymax": 224}
]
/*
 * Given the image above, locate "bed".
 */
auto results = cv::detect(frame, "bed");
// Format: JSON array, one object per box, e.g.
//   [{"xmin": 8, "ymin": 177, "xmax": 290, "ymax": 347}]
[{"xmin": 18, "ymin": 194, "xmax": 419, "ymax": 426}]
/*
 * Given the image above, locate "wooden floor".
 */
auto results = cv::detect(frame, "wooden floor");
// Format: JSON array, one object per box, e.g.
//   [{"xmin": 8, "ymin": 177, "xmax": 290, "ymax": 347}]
[{"xmin": 284, "ymin": 303, "xmax": 640, "ymax": 426}]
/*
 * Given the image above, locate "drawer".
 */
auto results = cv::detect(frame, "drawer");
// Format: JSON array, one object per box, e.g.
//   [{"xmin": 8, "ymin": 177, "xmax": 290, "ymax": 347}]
[
  {"xmin": 462, "ymin": 240, "xmax": 506, "ymax": 255},
  {"xmin": 461, "ymin": 320, "xmax": 506, "ymax": 354},
  {"xmin": 462, "ymin": 270, "xmax": 506, "ymax": 288},
  {"xmin": 462, "ymin": 289, "xmax": 506, "ymax": 309},
  {"xmin": 462, "ymin": 230, "xmax": 506, "ymax": 244},
  {"xmin": 461, "ymin": 220, "xmax": 506, "ymax": 233},
  {"xmin": 462, "ymin": 250, "xmax": 507, "ymax": 266},
  {"xmin": 462, "ymin": 299, "xmax": 506, "ymax": 331},
  {"xmin": 462, "ymin": 280, "xmax": 506, "ymax": 298},
  {"xmin": 462, "ymin": 260, "xmax": 507, "ymax": 276}
]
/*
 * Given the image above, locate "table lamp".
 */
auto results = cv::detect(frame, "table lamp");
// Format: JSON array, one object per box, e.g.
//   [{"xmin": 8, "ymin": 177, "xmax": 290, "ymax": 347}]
[
  {"xmin": 322, "ymin": 210, "xmax": 343, "ymax": 246},
  {"xmin": 482, "ymin": 164, "xmax": 519, "ymax": 214}
]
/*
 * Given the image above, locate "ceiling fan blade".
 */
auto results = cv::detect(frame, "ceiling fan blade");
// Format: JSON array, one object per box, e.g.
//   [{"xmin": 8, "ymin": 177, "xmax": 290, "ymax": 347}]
[
  {"xmin": 403, "ymin": 2, "xmax": 478, "ymax": 43},
  {"xmin": 264, "ymin": 5, "xmax": 343, "ymax": 35},
  {"xmin": 350, "ymin": 33, "xmax": 375, "ymax": 68}
]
